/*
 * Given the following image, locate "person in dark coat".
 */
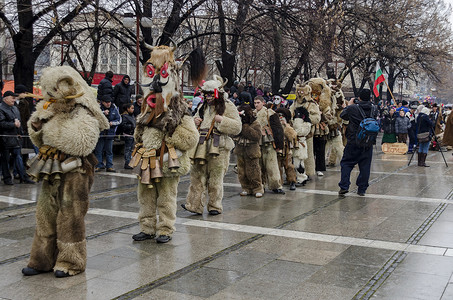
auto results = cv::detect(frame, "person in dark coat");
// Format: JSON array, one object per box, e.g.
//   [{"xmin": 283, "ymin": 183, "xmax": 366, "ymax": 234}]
[
  {"xmin": 381, "ymin": 108, "xmax": 397, "ymax": 143},
  {"xmin": 119, "ymin": 103, "xmax": 136, "ymax": 169},
  {"xmin": 113, "ymin": 75, "xmax": 133, "ymax": 113},
  {"xmin": 338, "ymin": 89, "xmax": 377, "ymax": 196},
  {"xmin": 94, "ymin": 95, "xmax": 121, "ymax": 172},
  {"xmin": 133, "ymin": 94, "xmax": 143, "ymax": 117},
  {"xmin": 0, "ymin": 91, "xmax": 34, "ymax": 184},
  {"xmin": 416, "ymin": 107, "xmax": 433, "ymax": 167},
  {"xmin": 97, "ymin": 71, "xmax": 114, "ymax": 101}
]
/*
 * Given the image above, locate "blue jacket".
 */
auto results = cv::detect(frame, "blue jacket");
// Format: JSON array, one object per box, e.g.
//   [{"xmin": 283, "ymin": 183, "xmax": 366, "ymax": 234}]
[{"xmin": 100, "ymin": 103, "xmax": 121, "ymax": 139}]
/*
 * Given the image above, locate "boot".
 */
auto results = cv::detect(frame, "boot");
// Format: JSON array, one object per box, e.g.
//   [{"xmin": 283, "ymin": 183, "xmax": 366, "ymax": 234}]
[
  {"xmin": 421, "ymin": 153, "xmax": 430, "ymax": 167},
  {"xmin": 417, "ymin": 152, "xmax": 423, "ymax": 166}
]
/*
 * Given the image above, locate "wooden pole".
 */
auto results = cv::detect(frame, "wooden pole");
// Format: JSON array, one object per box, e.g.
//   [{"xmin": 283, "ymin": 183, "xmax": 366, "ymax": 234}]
[{"xmin": 383, "ymin": 79, "xmax": 397, "ymax": 104}]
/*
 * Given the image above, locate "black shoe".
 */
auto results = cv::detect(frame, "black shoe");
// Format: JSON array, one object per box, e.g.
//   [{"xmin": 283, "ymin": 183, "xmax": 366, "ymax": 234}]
[
  {"xmin": 22, "ymin": 267, "xmax": 49, "ymax": 276},
  {"xmin": 181, "ymin": 204, "xmax": 202, "ymax": 215},
  {"xmin": 272, "ymin": 189, "xmax": 286, "ymax": 195},
  {"xmin": 132, "ymin": 232, "xmax": 155, "ymax": 241},
  {"xmin": 290, "ymin": 182, "xmax": 296, "ymax": 190},
  {"xmin": 209, "ymin": 210, "xmax": 220, "ymax": 215},
  {"xmin": 156, "ymin": 235, "xmax": 172, "ymax": 243},
  {"xmin": 4, "ymin": 180, "xmax": 14, "ymax": 185},
  {"xmin": 94, "ymin": 167, "xmax": 104, "ymax": 172},
  {"xmin": 338, "ymin": 189, "xmax": 349, "ymax": 195},
  {"xmin": 106, "ymin": 168, "xmax": 116, "ymax": 173},
  {"xmin": 357, "ymin": 192, "xmax": 365, "ymax": 196},
  {"xmin": 54, "ymin": 270, "xmax": 70, "ymax": 278},
  {"xmin": 20, "ymin": 178, "xmax": 35, "ymax": 184},
  {"xmin": 124, "ymin": 165, "xmax": 133, "ymax": 170}
]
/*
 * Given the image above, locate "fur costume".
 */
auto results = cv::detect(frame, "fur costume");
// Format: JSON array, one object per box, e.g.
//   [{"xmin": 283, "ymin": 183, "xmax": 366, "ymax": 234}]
[
  {"xmin": 275, "ymin": 108, "xmax": 297, "ymax": 185},
  {"xmin": 326, "ymin": 79, "xmax": 346, "ymax": 166},
  {"xmin": 132, "ymin": 43, "xmax": 202, "ymax": 240},
  {"xmin": 443, "ymin": 109, "xmax": 453, "ymax": 147},
  {"xmin": 234, "ymin": 105, "xmax": 263, "ymax": 195},
  {"xmin": 25, "ymin": 66, "xmax": 109, "ymax": 276},
  {"xmin": 184, "ymin": 76, "xmax": 241, "ymax": 214},
  {"xmin": 255, "ymin": 106, "xmax": 284, "ymax": 190},
  {"xmin": 290, "ymin": 82, "xmax": 321, "ymax": 177},
  {"xmin": 292, "ymin": 107, "xmax": 312, "ymax": 184}
]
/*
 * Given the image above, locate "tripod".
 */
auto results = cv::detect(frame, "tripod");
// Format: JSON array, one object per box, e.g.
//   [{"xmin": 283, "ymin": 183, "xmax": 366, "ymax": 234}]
[{"xmin": 408, "ymin": 135, "xmax": 448, "ymax": 167}]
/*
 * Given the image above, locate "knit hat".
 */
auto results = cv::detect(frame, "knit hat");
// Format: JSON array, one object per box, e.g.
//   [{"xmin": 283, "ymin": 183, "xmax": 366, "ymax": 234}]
[{"xmin": 101, "ymin": 95, "xmax": 112, "ymax": 103}]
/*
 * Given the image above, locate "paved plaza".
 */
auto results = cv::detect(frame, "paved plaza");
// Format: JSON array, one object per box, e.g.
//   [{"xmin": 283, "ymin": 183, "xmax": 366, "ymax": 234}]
[{"xmin": 0, "ymin": 145, "xmax": 453, "ymax": 300}]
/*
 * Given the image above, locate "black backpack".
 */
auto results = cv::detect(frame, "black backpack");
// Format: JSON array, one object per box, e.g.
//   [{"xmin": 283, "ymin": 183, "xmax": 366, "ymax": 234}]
[{"xmin": 355, "ymin": 105, "xmax": 379, "ymax": 148}]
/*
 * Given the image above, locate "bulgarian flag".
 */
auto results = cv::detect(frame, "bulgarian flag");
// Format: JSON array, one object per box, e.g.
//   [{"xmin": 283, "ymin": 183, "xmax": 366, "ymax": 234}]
[{"xmin": 373, "ymin": 62, "xmax": 385, "ymax": 97}]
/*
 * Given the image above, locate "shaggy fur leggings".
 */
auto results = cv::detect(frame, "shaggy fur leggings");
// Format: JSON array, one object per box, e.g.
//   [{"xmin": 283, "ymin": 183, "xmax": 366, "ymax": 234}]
[
  {"xmin": 27, "ymin": 158, "xmax": 95, "ymax": 275},
  {"xmin": 137, "ymin": 177, "xmax": 179, "ymax": 236}
]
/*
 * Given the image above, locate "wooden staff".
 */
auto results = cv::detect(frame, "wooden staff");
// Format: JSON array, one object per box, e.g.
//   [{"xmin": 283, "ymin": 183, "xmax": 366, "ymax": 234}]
[{"xmin": 383, "ymin": 80, "xmax": 397, "ymax": 104}]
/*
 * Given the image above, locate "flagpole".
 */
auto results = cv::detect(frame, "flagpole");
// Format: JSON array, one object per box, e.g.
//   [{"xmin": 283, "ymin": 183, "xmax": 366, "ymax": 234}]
[{"xmin": 383, "ymin": 79, "xmax": 397, "ymax": 104}]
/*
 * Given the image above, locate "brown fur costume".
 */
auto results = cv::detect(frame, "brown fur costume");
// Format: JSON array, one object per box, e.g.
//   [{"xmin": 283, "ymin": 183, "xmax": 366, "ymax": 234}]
[
  {"xmin": 25, "ymin": 66, "xmax": 109, "ymax": 276},
  {"xmin": 133, "ymin": 44, "xmax": 201, "ymax": 238},
  {"xmin": 255, "ymin": 106, "xmax": 284, "ymax": 190},
  {"xmin": 275, "ymin": 108, "xmax": 297, "ymax": 184},
  {"xmin": 443, "ymin": 110, "xmax": 453, "ymax": 147},
  {"xmin": 234, "ymin": 105, "xmax": 263, "ymax": 195},
  {"xmin": 184, "ymin": 76, "xmax": 242, "ymax": 214}
]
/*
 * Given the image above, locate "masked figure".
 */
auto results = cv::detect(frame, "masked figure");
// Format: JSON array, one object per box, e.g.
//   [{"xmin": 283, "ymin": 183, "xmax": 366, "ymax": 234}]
[{"xmin": 22, "ymin": 66, "xmax": 109, "ymax": 277}]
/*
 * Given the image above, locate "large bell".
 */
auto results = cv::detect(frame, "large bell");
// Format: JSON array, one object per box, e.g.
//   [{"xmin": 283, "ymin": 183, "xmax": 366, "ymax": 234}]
[
  {"xmin": 140, "ymin": 167, "xmax": 151, "ymax": 185},
  {"xmin": 51, "ymin": 159, "xmax": 63, "ymax": 175},
  {"xmin": 27, "ymin": 158, "xmax": 45, "ymax": 180},
  {"xmin": 150, "ymin": 164, "xmax": 163, "ymax": 181},
  {"xmin": 208, "ymin": 139, "xmax": 220, "ymax": 157},
  {"xmin": 40, "ymin": 158, "xmax": 53, "ymax": 181},
  {"xmin": 26, "ymin": 155, "xmax": 39, "ymax": 168},
  {"xmin": 193, "ymin": 142, "xmax": 208, "ymax": 164},
  {"xmin": 168, "ymin": 157, "xmax": 180, "ymax": 172}
]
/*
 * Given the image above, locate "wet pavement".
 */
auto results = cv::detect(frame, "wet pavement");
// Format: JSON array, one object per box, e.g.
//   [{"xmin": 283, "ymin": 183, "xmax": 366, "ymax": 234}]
[{"xmin": 1, "ymin": 143, "xmax": 453, "ymax": 300}]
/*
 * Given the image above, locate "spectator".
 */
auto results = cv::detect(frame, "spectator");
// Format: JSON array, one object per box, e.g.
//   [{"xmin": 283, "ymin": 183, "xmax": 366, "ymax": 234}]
[
  {"xmin": 395, "ymin": 109, "xmax": 411, "ymax": 144},
  {"xmin": 97, "ymin": 71, "xmax": 114, "ymax": 102},
  {"xmin": 230, "ymin": 92, "xmax": 240, "ymax": 106},
  {"xmin": 192, "ymin": 92, "xmax": 202, "ymax": 111},
  {"xmin": 133, "ymin": 94, "xmax": 143, "ymax": 117},
  {"xmin": 245, "ymin": 81, "xmax": 257, "ymax": 99},
  {"xmin": 0, "ymin": 91, "xmax": 34, "ymax": 184},
  {"xmin": 230, "ymin": 80, "xmax": 239, "ymax": 96},
  {"xmin": 407, "ymin": 105, "xmax": 418, "ymax": 153},
  {"xmin": 416, "ymin": 106, "xmax": 433, "ymax": 167},
  {"xmin": 238, "ymin": 84, "xmax": 253, "ymax": 107},
  {"xmin": 256, "ymin": 85, "xmax": 264, "ymax": 96},
  {"xmin": 94, "ymin": 95, "xmax": 121, "ymax": 172},
  {"xmin": 119, "ymin": 103, "xmax": 136, "ymax": 169},
  {"xmin": 113, "ymin": 75, "xmax": 133, "ymax": 113},
  {"xmin": 396, "ymin": 100, "xmax": 410, "ymax": 114},
  {"xmin": 381, "ymin": 108, "xmax": 397, "ymax": 143},
  {"xmin": 338, "ymin": 89, "xmax": 377, "ymax": 196}
]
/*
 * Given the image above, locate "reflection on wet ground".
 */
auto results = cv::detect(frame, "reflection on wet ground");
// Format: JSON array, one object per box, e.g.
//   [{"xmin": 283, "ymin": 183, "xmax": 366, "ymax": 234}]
[{"xmin": 1, "ymin": 147, "xmax": 453, "ymax": 300}]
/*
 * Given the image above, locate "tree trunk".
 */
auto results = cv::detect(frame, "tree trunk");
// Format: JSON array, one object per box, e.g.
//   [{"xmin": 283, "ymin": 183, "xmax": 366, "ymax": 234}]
[
  {"xmin": 271, "ymin": 26, "xmax": 282, "ymax": 94},
  {"xmin": 13, "ymin": 0, "xmax": 34, "ymax": 90}
]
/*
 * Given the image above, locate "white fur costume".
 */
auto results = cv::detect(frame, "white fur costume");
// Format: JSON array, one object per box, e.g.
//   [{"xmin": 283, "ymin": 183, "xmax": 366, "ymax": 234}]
[
  {"xmin": 255, "ymin": 106, "xmax": 283, "ymax": 190},
  {"xmin": 184, "ymin": 77, "xmax": 242, "ymax": 214},
  {"xmin": 290, "ymin": 84, "xmax": 321, "ymax": 177}
]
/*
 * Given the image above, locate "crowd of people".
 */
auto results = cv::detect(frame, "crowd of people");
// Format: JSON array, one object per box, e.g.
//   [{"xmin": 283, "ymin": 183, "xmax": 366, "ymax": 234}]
[{"xmin": 1, "ymin": 59, "xmax": 450, "ymax": 279}]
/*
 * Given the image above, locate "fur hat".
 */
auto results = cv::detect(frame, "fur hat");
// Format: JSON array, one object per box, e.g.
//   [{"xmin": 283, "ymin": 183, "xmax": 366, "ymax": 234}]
[{"xmin": 275, "ymin": 107, "xmax": 292, "ymax": 123}]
